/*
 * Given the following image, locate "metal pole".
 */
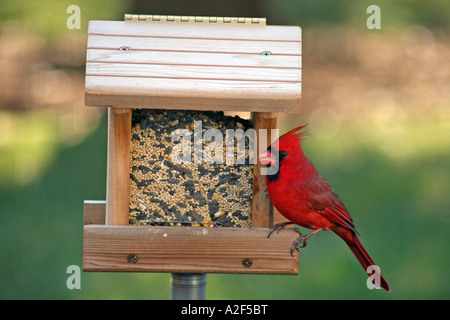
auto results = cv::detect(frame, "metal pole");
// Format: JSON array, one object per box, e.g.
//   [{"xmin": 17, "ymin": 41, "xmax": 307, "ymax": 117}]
[{"xmin": 170, "ymin": 273, "xmax": 207, "ymax": 300}]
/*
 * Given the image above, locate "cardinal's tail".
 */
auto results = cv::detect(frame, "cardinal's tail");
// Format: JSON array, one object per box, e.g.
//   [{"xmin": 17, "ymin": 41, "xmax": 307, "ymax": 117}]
[{"xmin": 339, "ymin": 229, "xmax": 391, "ymax": 292}]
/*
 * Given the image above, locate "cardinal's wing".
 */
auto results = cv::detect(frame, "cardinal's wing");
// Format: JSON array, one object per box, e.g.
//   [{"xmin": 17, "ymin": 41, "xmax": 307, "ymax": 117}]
[{"xmin": 303, "ymin": 175, "xmax": 358, "ymax": 235}]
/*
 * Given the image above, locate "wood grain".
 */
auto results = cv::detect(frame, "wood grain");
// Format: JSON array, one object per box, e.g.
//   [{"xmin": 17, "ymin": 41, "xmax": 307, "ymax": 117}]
[
  {"xmin": 83, "ymin": 200, "xmax": 106, "ymax": 225},
  {"xmin": 86, "ymin": 61, "xmax": 301, "ymax": 82},
  {"xmin": 87, "ymin": 49, "xmax": 301, "ymax": 69},
  {"xmin": 251, "ymin": 112, "xmax": 277, "ymax": 228},
  {"xmin": 83, "ymin": 224, "xmax": 299, "ymax": 274},
  {"xmin": 87, "ymin": 34, "xmax": 301, "ymax": 55},
  {"xmin": 85, "ymin": 77, "xmax": 301, "ymax": 112},
  {"xmin": 85, "ymin": 20, "xmax": 302, "ymax": 112},
  {"xmin": 88, "ymin": 21, "xmax": 301, "ymax": 42},
  {"xmin": 106, "ymin": 108, "xmax": 132, "ymax": 226}
]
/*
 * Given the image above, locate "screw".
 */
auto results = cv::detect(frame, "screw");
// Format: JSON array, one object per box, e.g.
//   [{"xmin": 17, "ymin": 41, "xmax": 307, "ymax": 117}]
[
  {"xmin": 128, "ymin": 254, "xmax": 138, "ymax": 263},
  {"xmin": 261, "ymin": 51, "xmax": 272, "ymax": 56},
  {"xmin": 119, "ymin": 46, "xmax": 130, "ymax": 52},
  {"xmin": 242, "ymin": 258, "xmax": 252, "ymax": 268}
]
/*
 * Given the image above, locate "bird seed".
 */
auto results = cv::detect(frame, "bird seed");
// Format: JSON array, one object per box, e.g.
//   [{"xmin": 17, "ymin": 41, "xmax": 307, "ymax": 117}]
[{"xmin": 129, "ymin": 109, "xmax": 254, "ymax": 227}]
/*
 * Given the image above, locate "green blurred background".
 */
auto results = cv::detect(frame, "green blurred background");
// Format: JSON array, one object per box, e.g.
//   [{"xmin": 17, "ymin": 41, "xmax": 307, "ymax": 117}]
[{"xmin": 0, "ymin": 0, "xmax": 449, "ymax": 299}]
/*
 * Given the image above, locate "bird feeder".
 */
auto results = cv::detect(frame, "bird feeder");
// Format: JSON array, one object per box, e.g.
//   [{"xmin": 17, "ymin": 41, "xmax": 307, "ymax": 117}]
[{"xmin": 82, "ymin": 14, "xmax": 302, "ymax": 275}]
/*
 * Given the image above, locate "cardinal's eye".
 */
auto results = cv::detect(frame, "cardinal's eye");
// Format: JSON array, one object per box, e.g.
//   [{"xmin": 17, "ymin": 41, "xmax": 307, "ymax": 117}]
[{"xmin": 279, "ymin": 151, "xmax": 288, "ymax": 160}]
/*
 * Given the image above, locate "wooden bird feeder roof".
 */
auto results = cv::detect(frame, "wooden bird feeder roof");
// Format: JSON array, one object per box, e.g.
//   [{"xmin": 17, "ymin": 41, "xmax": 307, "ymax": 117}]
[{"xmin": 85, "ymin": 14, "xmax": 302, "ymax": 112}]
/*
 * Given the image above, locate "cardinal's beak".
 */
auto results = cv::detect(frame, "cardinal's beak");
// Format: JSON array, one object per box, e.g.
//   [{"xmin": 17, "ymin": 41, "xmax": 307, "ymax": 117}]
[{"xmin": 258, "ymin": 150, "xmax": 276, "ymax": 166}]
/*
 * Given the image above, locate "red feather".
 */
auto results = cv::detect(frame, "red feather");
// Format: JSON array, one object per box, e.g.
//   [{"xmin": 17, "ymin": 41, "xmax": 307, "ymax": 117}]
[{"xmin": 260, "ymin": 125, "xmax": 391, "ymax": 292}]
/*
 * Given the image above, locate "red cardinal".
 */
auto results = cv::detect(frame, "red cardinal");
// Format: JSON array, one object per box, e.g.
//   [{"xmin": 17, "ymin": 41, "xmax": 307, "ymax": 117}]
[{"xmin": 259, "ymin": 125, "xmax": 391, "ymax": 292}]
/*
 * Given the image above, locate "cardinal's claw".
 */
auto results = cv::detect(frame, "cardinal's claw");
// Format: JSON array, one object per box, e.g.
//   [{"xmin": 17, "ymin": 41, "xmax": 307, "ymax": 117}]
[
  {"xmin": 267, "ymin": 222, "xmax": 293, "ymax": 238},
  {"xmin": 290, "ymin": 236, "xmax": 308, "ymax": 256},
  {"xmin": 289, "ymin": 228, "xmax": 324, "ymax": 256}
]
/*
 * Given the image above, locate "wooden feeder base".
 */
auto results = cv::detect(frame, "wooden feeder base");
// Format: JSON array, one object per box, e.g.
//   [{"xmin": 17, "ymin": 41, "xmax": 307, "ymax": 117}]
[{"xmin": 83, "ymin": 201, "xmax": 299, "ymax": 275}]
